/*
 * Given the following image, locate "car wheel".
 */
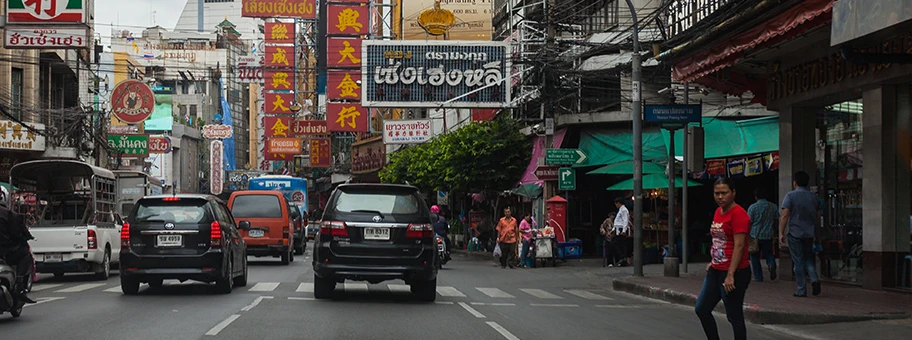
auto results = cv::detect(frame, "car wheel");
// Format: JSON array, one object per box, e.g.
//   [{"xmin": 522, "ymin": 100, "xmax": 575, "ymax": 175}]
[
  {"xmin": 411, "ymin": 278, "xmax": 437, "ymax": 302},
  {"xmin": 121, "ymin": 276, "xmax": 140, "ymax": 295},
  {"xmin": 215, "ymin": 260, "xmax": 234, "ymax": 294},
  {"xmin": 10, "ymin": 301, "xmax": 23, "ymax": 317},
  {"xmin": 281, "ymin": 251, "xmax": 291, "ymax": 265},
  {"xmin": 313, "ymin": 274, "xmax": 334, "ymax": 299},
  {"xmin": 25, "ymin": 272, "xmax": 33, "ymax": 293},
  {"xmin": 233, "ymin": 258, "xmax": 248, "ymax": 287},
  {"xmin": 94, "ymin": 248, "xmax": 111, "ymax": 281},
  {"xmin": 295, "ymin": 240, "xmax": 305, "ymax": 255}
]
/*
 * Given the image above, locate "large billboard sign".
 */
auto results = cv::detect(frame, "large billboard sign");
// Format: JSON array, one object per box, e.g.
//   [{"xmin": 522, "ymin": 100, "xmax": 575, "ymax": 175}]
[
  {"xmin": 361, "ymin": 41, "xmax": 511, "ymax": 108},
  {"xmin": 402, "ymin": 0, "xmax": 492, "ymax": 41},
  {"xmin": 6, "ymin": 0, "xmax": 87, "ymax": 24}
]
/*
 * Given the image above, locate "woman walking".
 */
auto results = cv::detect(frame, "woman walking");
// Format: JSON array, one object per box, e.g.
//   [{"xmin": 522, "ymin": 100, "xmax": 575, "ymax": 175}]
[
  {"xmin": 695, "ymin": 177, "xmax": 752, "ymax": 340},
  {"xmin": 519, "ymin": 214, "xmax": 536, "ymax": 268}
]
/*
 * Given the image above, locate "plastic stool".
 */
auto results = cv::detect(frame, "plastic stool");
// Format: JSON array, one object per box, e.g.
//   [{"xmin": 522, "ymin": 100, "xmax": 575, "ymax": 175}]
[{"xmin": 903, "ymin": 255, "xmax": 912, "ymax": 288}]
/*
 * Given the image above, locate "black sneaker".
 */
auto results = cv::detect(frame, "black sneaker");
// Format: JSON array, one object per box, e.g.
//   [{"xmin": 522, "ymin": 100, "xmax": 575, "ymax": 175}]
[
  {"xmin": 812, "ymin": 281, "xmax": 821, "ymax": 296},
  {"xmin": 18, "ymin": 292, "xmax": 37, "ymax": 304},
  {"xmin": 770, "ymin": 265, "xmax": 778, "ymax": 281}
]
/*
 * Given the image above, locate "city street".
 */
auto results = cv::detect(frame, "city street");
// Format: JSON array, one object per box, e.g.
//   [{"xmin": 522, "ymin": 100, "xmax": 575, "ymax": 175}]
[{"xmin": 6, "ymin": 248, "xmax": 905, "ymax": 339}]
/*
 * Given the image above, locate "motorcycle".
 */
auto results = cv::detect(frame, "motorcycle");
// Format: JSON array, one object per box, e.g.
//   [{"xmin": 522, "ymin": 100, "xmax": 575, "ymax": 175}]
[
  {"xmin": 435, "ymin": 234, "xmax": 450, "ymax": 268},
  {"xmin": 0, "ymin": 258, "xmax": 26, "ymax": 318}
]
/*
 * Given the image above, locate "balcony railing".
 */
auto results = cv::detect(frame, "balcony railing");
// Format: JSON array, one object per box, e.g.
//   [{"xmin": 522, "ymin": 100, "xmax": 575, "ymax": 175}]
[{"xmin": 666, "ymin": 0, "xmax": 733, "ymax": 38}]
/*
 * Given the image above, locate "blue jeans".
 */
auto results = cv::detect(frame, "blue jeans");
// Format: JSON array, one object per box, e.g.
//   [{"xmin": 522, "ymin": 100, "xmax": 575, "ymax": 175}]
[
  {"xmin": 749, "ymin": 239, "xmax": 776, "ymax": 280},
  {"xmin": 520, "ymin": 240, "xmax": 531, "ymax": 266},
  {"xmin": 787, "ymin": 235, "xmax": 819, "ymax": 296},
  {"xmin": 695, "ymin": 267, "xmax": 751, "ymax": 340}
]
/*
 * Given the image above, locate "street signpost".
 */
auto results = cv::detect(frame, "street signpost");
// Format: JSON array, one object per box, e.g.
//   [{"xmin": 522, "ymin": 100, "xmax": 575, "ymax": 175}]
[
  {"xmin": 558, "ymin": 168, "xmax": 575, "ymax": 191},
  {"xmin": 534, "ymin": 166, "xmax": 559, "ymax": 181},
  {"xmin": 545, "ymin": 149, "xmax": 588, "ymax": 165}
]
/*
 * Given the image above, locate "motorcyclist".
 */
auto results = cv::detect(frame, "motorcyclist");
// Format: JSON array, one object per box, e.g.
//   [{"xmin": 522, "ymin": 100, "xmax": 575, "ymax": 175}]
[
  {"xmin": 430, "ymin": 205, "xmax": 451, "ymax": 258},
  {"xmin": 0, "ymin": 186, "xmax": 36, "ymax": 304}
]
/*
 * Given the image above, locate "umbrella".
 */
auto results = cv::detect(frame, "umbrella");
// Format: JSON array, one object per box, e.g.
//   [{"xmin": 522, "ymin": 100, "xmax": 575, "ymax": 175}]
[
  {"xmin": 587, "ymin": 160, "xmax": 665, "ymax": 175},
  {"xmin": 605, "ymin": 173, "xmax": 702, "ymax": 191}
]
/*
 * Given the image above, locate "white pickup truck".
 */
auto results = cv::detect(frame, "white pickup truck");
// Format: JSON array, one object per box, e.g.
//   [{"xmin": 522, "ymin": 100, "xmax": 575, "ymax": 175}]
[{"xmin": 29, "ymin": 208, "xmax": 123, "ymax": 280}]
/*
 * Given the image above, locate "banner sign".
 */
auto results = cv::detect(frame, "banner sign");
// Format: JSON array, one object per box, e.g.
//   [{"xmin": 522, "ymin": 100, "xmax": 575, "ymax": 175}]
[
  {"xmin": 727, "ymin": 157, "xmax": 746, "ymax": 178},
  {"xmin": 210, "ymin": 140, "xmax": 224, "ymax": 195},
  {"xmin": 107, "ymin": 134, "xmax": 149, "ymax": 158},
  {"xmin": 111, "ymin": 80, "xmax": 155, "ymax": 124},
  {"xmin": 4, "ymin": 27, "xmax": 90, "ymax": 49},
  {"xmin": 746, "ymin": 156, "xmax": 764, "ymax": 177},
  {"xmin": 292, "ymin": 120, "xmax": 329, "ymax": 136},
  {"xmin": 265, "ymin": 45, "xmax": 293, "ymax": 67},
  {"xmin": 264, "ymin": 69, "xmax": 295, "ymax": 91},
  {"xmin": 362, "ymin": 41, "xmax": 512, "ymax": 108},
  {"xmin": 326, "ymin": 37, "xmax": 362, "ymax": 68},
  {"xmin": 237, "ymin": 55, "xmax": 264, "ymax": 83},
  {"xmin": 326, "ymin": 103, "xmax": 369, "ymax": 132},
  {"xmin": 265, "ymin": 22, "xmax": 295, "ymax": 44},
  {"xmin": 263, "ymin": 93, "xmax": 296, "ymax": 114},
  {"xmin": 148, "ymin": 136, "xmax": 172, "ymax": 154},
  {"xmin": 265, "ymin": 152, "xmax": 295, "ymax": 161},
  {"xmin": 264, "ymin": 116, "xmax": 294, "ymax": 138},
  {"xmin": 310, "ymin": 138, "xmax": 332, "ymax": 167},
  {"xmin": 382, "ymin": 119, "xmax": 431, "ymax": 144},
  {"xmin": 0, "ymin": 120, "xmax": 45, "ymax": 152},
  {"xmin": 326, "ymin": 5, "xmax": 368, "ymax": 36},
  {"xmin": 202, "ymin": 124, "xmax": 234, "ymax": 139},
  {"xmin": 268, "ymin": 138, "xmax": 302, "ymax": 154},
  {"xmin": 327, "ymin": 70, "xmax": 361, "ymax": 100},
  {"xmin": 6, "ymin": 0, "xmax": 87, "ymax": 24},
  {"xmin": 241, "ymin": 0, "xmax": 316, "ymax": 19}
]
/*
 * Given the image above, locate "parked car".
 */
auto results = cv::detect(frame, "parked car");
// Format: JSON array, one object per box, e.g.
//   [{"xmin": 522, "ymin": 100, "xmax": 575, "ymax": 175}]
[
  {"xmin": 228, "ymin": 191, "xmax": 296, "ymax": 265},
  {"xmin": 312, "ymin": 184, "xmax": 438, "ymax": 301},
  {"xmin": 286, "ymin": 200, "xmax": 307, "ymax": 255},
  {"xmin": 119, "ymin": 195, "xmax": 249, "ymax": 295}
]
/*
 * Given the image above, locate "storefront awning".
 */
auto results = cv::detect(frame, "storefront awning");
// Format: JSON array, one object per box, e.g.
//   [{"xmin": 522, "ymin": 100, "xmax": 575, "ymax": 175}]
[
  {"xmin": 672, "ymin": 0, "xmax": 834, "ymax": 82},
  {"xmin": 510, "ymin": 183, "xmax": 543, "ymax": 198},
  {"xmin": 576, "ymin": 128, "xmax": 667, "ymax": 167},
  {"xmin": 662, "ymin": 116, "xmax": 779, "ymax": 159}
]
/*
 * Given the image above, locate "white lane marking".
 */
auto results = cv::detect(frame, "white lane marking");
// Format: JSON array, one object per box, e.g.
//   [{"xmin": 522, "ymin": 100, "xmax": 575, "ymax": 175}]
[
  {"xmin": 288, "ymin": 297, "xmax": 315, "ymax": 301},
  {"xmin": 457, "ymin": 302, "xmax": 486, "ymax": 318},
  {"xmin": 487, "ymin": 321, "xmax": 521, "ymax": 340},
  {"xmin": 296, "ymin": 283, "xmax": 313, "ymax": 293},
  {"xmin": 436, "ymin": 286, "xmax": 465, "ymax": 297},
  {"xmin": 206, "ymin": 314, "xmax": 240, "ymax": 336},
  {"xmin": 519, "ymin": 288, "xmax": 563, "ymax": 299},
  {"xmin": 476, "ymin": 287, "xmax": 515, "ymax": 298},
  {"xmin": 387, "ymin": 284, "xmax": 411, "ymax": 293},
  {"xmin": 434, "ymin": 301, "xmax": 454, "ymax": 305},
  {"xmin": 248, "ymin": 282, "xmax": 280, "ymax": 292},
  {"xmin": 471, "ymin": 302, "xmax": 515, "ymax": 306},
  {"xmin": 343, "ymin": 283, "xmax": 369, "ymax": 292},
  {"xmin": 54, "ymin": 283, "xmax": 106, "ymax": 293},
  {"xmin": 595, "ymin": 304, "xmax": 664, "ymax": 308},
  {"xmin": 104, "ymin": 286, "xmax": 122, "ymax": 293},
  {"xmin": 23, "ymin": 296, "xmax": 65, "ymax": 308},
  {"xmin": 30, "ymin": 284, "xmax": 62, "ymax": 292},
  {"xmin": 471, "ymin": 302, "xmax": 486, "ymax": 305},
  {"xmin": 240, "ymin": 296, "xmax": 273, "ymax": 312},
  {"xmin": 531, "ymin": 303, "xmax": 579, "ymax": 307},
  {"xmin": 564, "ymin": 289, "xmax": 612, "ymax": 300}
]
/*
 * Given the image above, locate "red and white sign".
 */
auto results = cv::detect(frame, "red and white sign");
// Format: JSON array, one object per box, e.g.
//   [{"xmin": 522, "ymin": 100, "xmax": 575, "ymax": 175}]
[
  {"xmin": 148, "ymin": 136, "xmax": 172, "ymax": 154},
  {"xmin": 237, "ymin": 55, "xmax": 264, "ymax": 83},
  {"xmin": 4, "ymin": 27, "xmax": 90, "ymax": 49},
  {"xmin": 268, "ymin": 138, "xmax": 302, "ymax": 154},
  {"xmin": 382, "ymin": 119, "xmax": 431, "ymax": 144},
  {"xmin": 110, "ymin": 80, "xmax": 155, "ymax": 124},
  {"xmin": 210, "ymin": 140, "xmax": 224, "ymax": 195},
  {"xmin": 292, "ymin": 120, "xmax": 328, "ymax": 136},
  {"xmin": 291, "ymin": 191, "xmax": 305, "ymax": 203},
  {"xmin": 534, "ymin": 166, "xmax": 559, "ymax": 181},
  {"xmin": 202, "ymin": 124, "xmax": 233, "ymax": 139},
  {"xmin": 6, "ymin": 0, "xmax": 87, "ymax": 24}
]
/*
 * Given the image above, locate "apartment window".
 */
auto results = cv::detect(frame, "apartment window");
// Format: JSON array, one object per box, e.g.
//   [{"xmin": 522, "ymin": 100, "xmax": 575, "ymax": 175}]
[
  {"xmin": 179, "ymin": 104, "xmax": 187, "ymax": 118},
  {"xmin": 190, "ymin": 105, "xmax": 198, "ymax": 122},
  {"xmin": 10, "ymin": 68, "xmax": 24, "ymax": 120}
]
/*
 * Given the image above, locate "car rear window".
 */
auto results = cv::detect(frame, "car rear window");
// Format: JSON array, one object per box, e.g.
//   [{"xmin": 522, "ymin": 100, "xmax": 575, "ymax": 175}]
[
  {"xmin": 134, "ymin": 199, "xmax": 209, "ymax": 224},
  {"xmin": 334, "ymin": 190, "xmax": 421, "ymax": 215},
  {"xmin": 231, "ymin": 195, "xmax": 283, "ymax": 218}
]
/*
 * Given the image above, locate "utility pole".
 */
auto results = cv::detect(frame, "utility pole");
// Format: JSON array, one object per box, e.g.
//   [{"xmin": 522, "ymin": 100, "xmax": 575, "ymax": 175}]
[
  {"xmin": 543, "ymin": 0, "xmax": 555, "ymax": 207},
  {"xmin": 625, "ymin": 0, "xmax": 644, "ymax": 277},
  {"xmin": 682, "ymin": 82, "xmax": 690, "ymax": 273}
]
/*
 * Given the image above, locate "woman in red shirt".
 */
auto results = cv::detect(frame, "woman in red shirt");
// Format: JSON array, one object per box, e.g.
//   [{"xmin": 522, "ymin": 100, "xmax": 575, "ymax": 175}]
[{"xmin": 695, "ymin": 177, "xmax": 751, "ymax": 340}]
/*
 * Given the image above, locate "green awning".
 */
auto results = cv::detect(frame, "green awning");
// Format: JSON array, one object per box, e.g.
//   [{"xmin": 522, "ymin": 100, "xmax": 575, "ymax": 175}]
[
  {"xmin": 0, "ymin": 182, "xmax": 17, "ymax": 191},
  {"xmin": 510, "ymin": 183, "xmax": 542, "ymax": 198},
  {"xmin": 605, "ymin": 173, "xmax": 703, "ymax": 191},
  {"xmin": 587, "ymin": 160, "xmax": 666, "ymax": 175},
  {"xmin": 576, "ymin": 128, "xmax": 667, "ymax": 167},
  {"xmin": 662, "ymin": 116, "xmax": 779, "ymax": 159}
]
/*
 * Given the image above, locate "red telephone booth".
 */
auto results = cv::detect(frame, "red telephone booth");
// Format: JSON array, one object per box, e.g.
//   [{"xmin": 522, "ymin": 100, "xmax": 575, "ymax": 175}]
[{"xmin": 546, "ymin": 196, "xmax": 568, "ymax": 243}]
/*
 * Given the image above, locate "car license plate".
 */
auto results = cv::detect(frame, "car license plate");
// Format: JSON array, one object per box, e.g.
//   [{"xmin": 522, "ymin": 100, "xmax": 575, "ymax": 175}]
[
  {"xmin": 438, "ymin": 243, "xmax": 445, "ymax": 252},
  {"xmin": 249, "ymin": 229, "xmax": 265, "ymax": 238},
  {"xmin": 44, "ymin": 253, "xmax": 62, "ymax": 263},
  {"xmin": 156, "ymin": 235, "xmax": 182, "ymax": 247},
  {"xmin": 364, "ymin": 227, "xmax": 390, "ymax": 240}
]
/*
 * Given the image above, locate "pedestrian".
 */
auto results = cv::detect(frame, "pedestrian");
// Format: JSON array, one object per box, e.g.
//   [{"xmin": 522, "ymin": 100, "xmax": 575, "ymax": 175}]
[
  {"xmin": 519, "ymin": 214, "xmax": 536, "ymax": 268},
  {"xmin": 600, "ymin": 213, "xmax": 620, "ymax": 267},
  {"xmin": 695, "ymin": 177, "xmax": 751, "ymax": 340},
  {"xmin": 495, "ymin": 207, "xmax": 518, "ymax": 269},
  {"xmin": 779, "ymin": 171, "xmax": 822, "ymax": 297},
  {"xmin": 476, "ymin": 213, "xmax": 494, "ymax": 252},
  {"xmin": 748, "ymin": 187, "xmax": 779, "ymax": 281},
  {"xmin": 611, "ymin": 197, "xmax": 631, "ymax": 267}
]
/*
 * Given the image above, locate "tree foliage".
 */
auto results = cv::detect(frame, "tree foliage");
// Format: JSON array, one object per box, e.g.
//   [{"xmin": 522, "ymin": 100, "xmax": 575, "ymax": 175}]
[{"xmin": 380, "ymin": 116, "xmax": 532, "ymax": 193}]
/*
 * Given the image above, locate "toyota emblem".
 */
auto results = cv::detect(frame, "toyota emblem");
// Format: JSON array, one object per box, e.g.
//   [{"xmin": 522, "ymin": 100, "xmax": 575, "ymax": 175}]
[
  {"xmin": 165, "ymin": 223, "xmax": 175, "ymax": 230},
  {"xmin": 372, "ymin": 216, "xmax": 382, "ymax": 222}
]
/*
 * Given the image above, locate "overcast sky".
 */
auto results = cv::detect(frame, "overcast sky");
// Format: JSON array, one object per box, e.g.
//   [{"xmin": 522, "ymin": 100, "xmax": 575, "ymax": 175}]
[{"xmin": 94, "ymin": 0, "xmax": 187, "ymax": 38}]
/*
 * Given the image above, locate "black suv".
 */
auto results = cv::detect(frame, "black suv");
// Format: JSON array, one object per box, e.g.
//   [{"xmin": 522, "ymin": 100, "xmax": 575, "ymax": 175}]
[
  {"xmin": 312, "ymin": 184, "xmax": 438, "ymax": 301},
  {"xmin": 120, "ymin": 195, "xmax": 250, "ymax": 295}
]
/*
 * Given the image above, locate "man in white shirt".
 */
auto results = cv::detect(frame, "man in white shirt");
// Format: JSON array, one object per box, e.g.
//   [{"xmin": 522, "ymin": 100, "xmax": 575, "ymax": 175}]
[{"xmin": 612, "ymin": 197, "xmax": 631, "ymax": 267}]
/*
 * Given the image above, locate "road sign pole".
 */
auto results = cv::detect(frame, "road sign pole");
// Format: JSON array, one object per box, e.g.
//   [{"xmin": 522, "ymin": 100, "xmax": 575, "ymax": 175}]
[
  {"xmin": 665, "ymin": 127, "xmax": 679, "ymax": 277},
  {"xmin": 626, "ymin": 0, "xmax": 644, "ymax": 277},
  {"xmin": 682, "ymin": 82, "xmax": 690, "ymax": 274}
]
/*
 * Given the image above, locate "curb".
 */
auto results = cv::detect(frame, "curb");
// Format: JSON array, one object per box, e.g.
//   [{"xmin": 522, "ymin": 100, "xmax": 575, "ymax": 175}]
[{"xmin": 612, "ymin": 278, "xmax": 910, "ymax": 325}]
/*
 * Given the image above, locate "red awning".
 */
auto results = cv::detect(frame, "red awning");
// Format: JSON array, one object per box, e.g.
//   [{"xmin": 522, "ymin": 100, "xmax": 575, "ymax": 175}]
[{"xmin": 672, "ymin": 0, "xmax": 835, "ymax": 82}]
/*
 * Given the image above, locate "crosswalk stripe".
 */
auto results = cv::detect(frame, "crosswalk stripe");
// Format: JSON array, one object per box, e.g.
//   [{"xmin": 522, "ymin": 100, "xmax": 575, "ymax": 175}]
[
  {"xmin": 476, "ymin": 287, "xmax": 515, "ymax": 298},
  {"xmin": 436, "ymin": 286, "xmax": 465, "ymax": 297},
  {"xmin": 249, "ymin": 282, "xmax": 280, "ymax": 292},
  {"xmin": 104, "ymin": 286, "xmax": 122, "ymax": 293},
  {"xmin": 31, "ymin": 284, "xmax": 63, "ymax": 292},
  {"xmin": 520, "ymin": 288, "xmax": 563, "ymax": 299},
  {"xmin": 387, "ymin": 284, "xmax": 411, "ymax": 293},
  {"xmin": 54, "ymin": 283, "xmax": 106, "ymax": 293},
  {"xmin": 343, "ymin": 283, "xmax": 368, "ymax": 292},
  {"xmin": 296, "ymin": 283, "xmax": 313, "ymax": 293},
  {"xmin": 564, "ymin": 289, "xmax": 612, "ymax": 300}
]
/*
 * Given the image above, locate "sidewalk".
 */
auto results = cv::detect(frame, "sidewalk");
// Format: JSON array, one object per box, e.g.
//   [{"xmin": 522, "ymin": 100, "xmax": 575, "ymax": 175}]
[{"xmin": 613, "ymin": 267, "xmax": 912, "ymax": 325}]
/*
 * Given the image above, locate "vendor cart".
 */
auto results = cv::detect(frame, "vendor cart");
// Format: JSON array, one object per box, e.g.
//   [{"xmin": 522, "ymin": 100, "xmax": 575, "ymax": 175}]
[{"xmin": 531, "ymin": 227, "xmax": 557, "ymax": 267}]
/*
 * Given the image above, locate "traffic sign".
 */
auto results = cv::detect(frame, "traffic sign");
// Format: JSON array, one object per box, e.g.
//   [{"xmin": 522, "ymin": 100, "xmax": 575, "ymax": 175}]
[
  {"xmin": 534, "ymin": 166, "xmax": 559, "ymax": 181},
  {"xmin": 558, "ymin": 168, "xmax": 576, "ymax": 191},
  {"xmin": 545, "ymin": 149, "xmax": 588, "ymax": 165},
  {"xmin": 644, "ymin": 104, "xmax": 702, "ymax": 124}
]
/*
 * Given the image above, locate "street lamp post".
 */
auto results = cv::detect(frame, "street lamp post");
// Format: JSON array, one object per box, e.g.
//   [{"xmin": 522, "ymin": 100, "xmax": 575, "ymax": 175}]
[{"xmin": 625, "ymin": 0, "xmax": 644, "ymax": 277}]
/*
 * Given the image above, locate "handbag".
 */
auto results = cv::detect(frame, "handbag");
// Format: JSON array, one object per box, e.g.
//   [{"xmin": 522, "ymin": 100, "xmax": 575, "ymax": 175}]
[{"xmin": 748, "ymin": 237, "xmax": 759, "ymax": 254}]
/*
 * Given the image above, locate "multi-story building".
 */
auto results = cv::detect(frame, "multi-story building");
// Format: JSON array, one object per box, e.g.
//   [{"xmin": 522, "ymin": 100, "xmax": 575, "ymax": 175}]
[{"xmin": 175, "ymin": 0, "xmax": 263, "ymax": 37}]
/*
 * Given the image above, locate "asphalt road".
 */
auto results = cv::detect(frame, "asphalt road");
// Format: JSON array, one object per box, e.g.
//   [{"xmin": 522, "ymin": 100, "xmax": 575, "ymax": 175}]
[{"xmin": 3, "ymin": 249, "xmax": 911, "ymax": 340}]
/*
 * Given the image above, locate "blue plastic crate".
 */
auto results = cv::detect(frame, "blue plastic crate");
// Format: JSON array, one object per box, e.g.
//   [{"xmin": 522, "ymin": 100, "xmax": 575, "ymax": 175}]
[{"xmin": 557, "ymin": 240, "xmax": 583, "ymax": 259}]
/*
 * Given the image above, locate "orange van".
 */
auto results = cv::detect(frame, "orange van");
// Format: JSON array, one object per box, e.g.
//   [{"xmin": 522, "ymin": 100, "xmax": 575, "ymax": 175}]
[{"xmin": 227, "ymin": 191, "xmax": 295, "ymax": 265}]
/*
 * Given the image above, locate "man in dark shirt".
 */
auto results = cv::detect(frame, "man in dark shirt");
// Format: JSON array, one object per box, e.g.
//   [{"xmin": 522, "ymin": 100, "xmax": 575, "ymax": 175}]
[
  {"xmin": 779, "ymin": 171, "xmax": 822, "ymax": 297},
  {"xmin": 0, "ymin": 187, "xmax": 36, "ymax": 303}
]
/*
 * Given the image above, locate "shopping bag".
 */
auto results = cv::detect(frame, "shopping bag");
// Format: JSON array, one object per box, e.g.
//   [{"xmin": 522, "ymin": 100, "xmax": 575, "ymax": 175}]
[
  {"xmin": 493, "ymin": 244, "xmax": 502, "ymax": 257},
  {"xmin": 748, "ymin": 237, "xmax": 759, "ymax": 254}
]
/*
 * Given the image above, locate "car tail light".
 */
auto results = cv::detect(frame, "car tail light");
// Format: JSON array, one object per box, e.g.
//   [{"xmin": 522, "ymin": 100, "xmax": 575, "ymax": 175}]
[
  {"xmin": 283, "ymin": 225, "xmax": 291, "ymax": 239},
  {"xmin": 120, "ymin": 223, "xmax": 131, "ymax": 248},
  {"xmin": 87, "ymin": 229, "xmax": 97, "ymax": 250},
  {"xmin": 320, "ymin": 221, "xmax": 348, "ymax": 237},
  {"xmin": 406, "ymin": 223, "xmax": 434, "ymax": 239},
  {"xmin": 210, "ymin": 221, "xmax": 222, "ymax": 248},
  {"xmin": 163, "ymin": 197, "xmax": 179, "ymax": 201}
]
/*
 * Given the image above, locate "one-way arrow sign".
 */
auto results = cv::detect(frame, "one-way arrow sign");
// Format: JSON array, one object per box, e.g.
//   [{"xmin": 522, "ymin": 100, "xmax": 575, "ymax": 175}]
[
  {"xmin": 558, "ymin": 167, "xmax": 576, "ymax": 190},
  {"xmin": 545, "ymin": 149, "xmax": 588, "ymax": 165}
]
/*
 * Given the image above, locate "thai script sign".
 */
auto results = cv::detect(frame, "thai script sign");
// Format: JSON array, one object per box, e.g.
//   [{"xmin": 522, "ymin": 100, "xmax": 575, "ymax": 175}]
[
  {"xmin": 108, "ymin": 125, "xmax": 139, "ymax": 134},
  {"xmin": 107, "ymin": 134, "xmax": 149, "ymax": 157},
  {"xmin": 4, "ymin": 27, "xmax": 89, "ymax": 49},
  {"xmin": 0, "ymin": 120, "xmax": 45, "ymax": 152},
  {"xmin": 202, "ymin": 124, "xmax": 233, "ymax": 139},
  {"xmin": 111, "ymin": 80, "xmax": 155, "ymax": 124},
  {"xmin": 6, "ymin": 0, "xmax": 87, "ymax": 24},
  {"xmin": 237, "ymin": 55, "xmax": 264, "ymax": 83},
  {"xmin": 362, "ymin": 41, "xmax": 512, "ymax": 108},
  {"xmin": 148, "ymin": 136, "xmax": 172, "ymax": 154},
  {"xmin": 268, "ymin": 138, "xmax": 302, "ymax": 154},
  {"xmin": 241, "ymin": 0, "xmax": 316, "ymax": 19},
  {"xmin": 383, "ymin": 119, "xmax": 432, "ymax": 144},
  {"xmin": 211, "ymin": 140, "xmax": 224, "ymax": 195},
  {"xmin": 326, "ymin": 103, "xmax": 369, "ymax": 132},
  {"xmin": 292, "ymin": 120, "xmax": 328, "ymax": 136}
]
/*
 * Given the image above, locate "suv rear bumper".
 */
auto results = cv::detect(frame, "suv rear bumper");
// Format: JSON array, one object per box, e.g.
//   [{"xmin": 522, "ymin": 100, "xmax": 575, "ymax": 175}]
[
  {"xmin": 314, "ymin": 262, "xmax": 437, "ymax": 283},
  {"xmin": 119, "ymin": 251, "xmax": 226, "ymax": 282},
  {"xmin": 247, "ymin": 244, "xmax": 289, "ymax": 257}
]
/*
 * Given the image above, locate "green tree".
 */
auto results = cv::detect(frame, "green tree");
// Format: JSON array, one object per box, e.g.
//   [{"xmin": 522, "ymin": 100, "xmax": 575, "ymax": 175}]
[{"xmin": 380, "ymin": 116, "xmax": 532, "ymax": 193}]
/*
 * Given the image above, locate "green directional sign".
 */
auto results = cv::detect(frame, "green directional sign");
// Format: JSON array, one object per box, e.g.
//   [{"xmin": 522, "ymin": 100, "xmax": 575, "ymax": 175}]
[
  {"xmin": 558, "ymin": 167, "xmax": 576, "ymax": 191},
  {"xmin": 546, "ymin": 148, "xmax": 588, "ymax": 165},
  {"xmin": 107, "ymin": 134, "xmax": 149, "ymax": 157}
]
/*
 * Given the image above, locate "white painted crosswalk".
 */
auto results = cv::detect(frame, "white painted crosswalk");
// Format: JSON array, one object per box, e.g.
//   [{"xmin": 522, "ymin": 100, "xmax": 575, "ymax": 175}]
[
  {"xmin": 54, "ymin": 283, "xmax": 107, "ymax": 293},
  {"xmin": 476, "ymin": 287, "xmax": 515, "ymax": 298}
]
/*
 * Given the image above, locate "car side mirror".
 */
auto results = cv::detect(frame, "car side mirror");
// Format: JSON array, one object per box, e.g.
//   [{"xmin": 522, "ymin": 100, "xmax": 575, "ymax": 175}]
[{"xmin": 238, "ymin": 221, "xmax": 251, "ymax": 231}]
